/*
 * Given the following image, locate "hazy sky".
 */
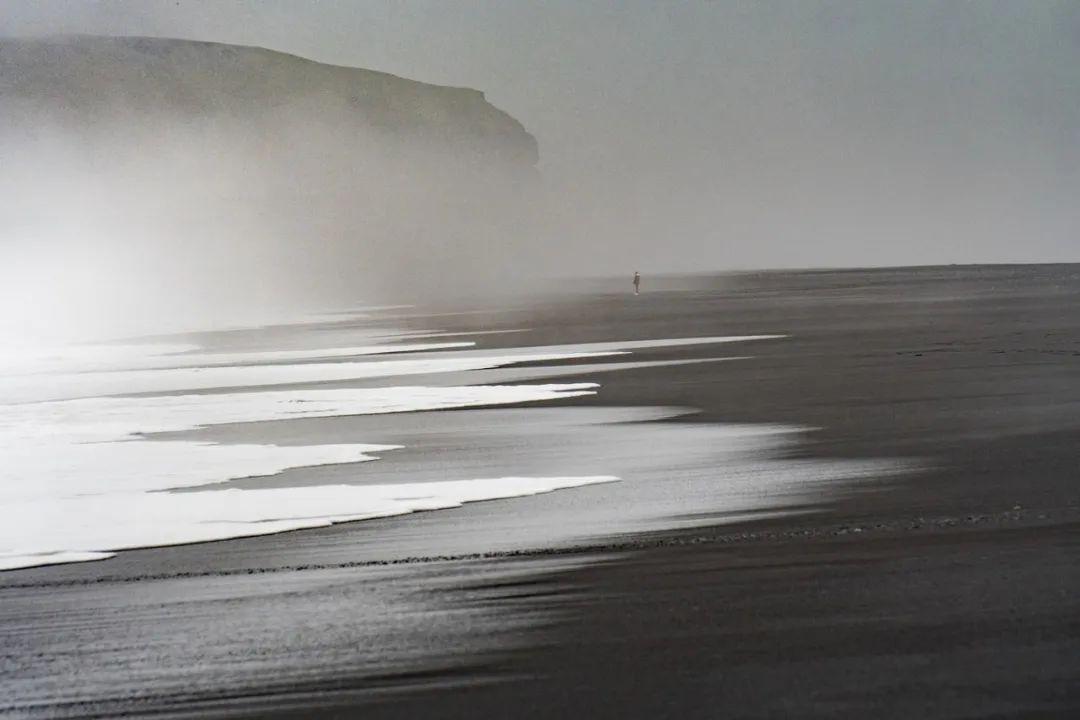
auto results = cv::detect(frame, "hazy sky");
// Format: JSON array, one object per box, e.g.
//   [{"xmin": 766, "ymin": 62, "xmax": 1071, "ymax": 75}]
[{"xmin": 2, "ymin": 0, "xmax": 1078, "ymax": 269}]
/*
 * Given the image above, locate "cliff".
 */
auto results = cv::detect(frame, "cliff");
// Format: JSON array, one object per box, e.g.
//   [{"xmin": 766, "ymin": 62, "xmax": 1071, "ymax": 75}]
[
  {"xmin": 0, "ymin": 36, "xmax": 545, "ymax": 318},
  {"xmin": 0, "ymin": 35, "xmax": 538, "ymax": 169}
]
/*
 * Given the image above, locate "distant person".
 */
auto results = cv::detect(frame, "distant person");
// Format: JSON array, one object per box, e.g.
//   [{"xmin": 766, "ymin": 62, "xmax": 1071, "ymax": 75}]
[{"xmin": 633, "ymin": 271, "xmax": 641, "ymax": 295}]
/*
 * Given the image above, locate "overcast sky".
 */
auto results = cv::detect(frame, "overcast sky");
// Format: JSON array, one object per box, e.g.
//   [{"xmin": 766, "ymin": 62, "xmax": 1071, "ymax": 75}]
[{"xmin": 2, "ymin": 0, "xmax": 1078, "ymax": 269}]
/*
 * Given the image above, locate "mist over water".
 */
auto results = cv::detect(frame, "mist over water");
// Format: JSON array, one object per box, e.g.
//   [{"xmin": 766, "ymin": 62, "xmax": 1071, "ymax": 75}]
[
  {"xmin": 2, "ymin": 2, "xmax": 1079, "ymax": 344},
  {"xmin": 0, "ymin": 38, "xmax": 543, "ymax": 343}
]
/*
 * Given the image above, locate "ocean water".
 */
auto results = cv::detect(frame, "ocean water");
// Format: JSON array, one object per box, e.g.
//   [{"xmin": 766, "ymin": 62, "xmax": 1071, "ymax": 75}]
[{"xmin": 0, "ymin": 313, "xmax": 807, "ymax": 571}]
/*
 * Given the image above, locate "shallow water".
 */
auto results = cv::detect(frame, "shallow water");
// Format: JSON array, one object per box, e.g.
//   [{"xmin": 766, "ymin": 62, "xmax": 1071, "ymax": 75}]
[{"xmin": 1, "ymin": 318, "xmax": 827, "ymax": 571}]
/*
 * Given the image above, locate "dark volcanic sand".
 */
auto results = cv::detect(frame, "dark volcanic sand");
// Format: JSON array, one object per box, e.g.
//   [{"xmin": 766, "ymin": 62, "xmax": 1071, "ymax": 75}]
[{"xmin": 3, "ymin": 265, "xmax": 1079, "ymax": 718}]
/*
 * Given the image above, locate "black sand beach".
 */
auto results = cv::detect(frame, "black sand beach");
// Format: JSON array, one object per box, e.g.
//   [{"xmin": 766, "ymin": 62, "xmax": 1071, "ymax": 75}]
[{"xmin": 3, "ymin": 265, "xmax": 1079, "ymax": 718}]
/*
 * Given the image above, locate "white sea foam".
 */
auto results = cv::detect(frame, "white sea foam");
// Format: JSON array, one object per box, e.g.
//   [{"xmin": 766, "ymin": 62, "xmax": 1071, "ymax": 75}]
[
  {"xmin": 0, "ymin": 341, "xmax": 201, "ymax": 377},
  {"xmin": 0, "ymin": 381, "xmax": 604, "ymax": 569},
  {"xmin": 0, "ymin": 383, "xmax": 601, "ymax": 501},
  {"xmin": 4, "ymin": 551, "xmax": 115, "ymax": 569},
  {"xmin": 495, "ymin": 335, "xmax": 786, "ymax": 355},
  {"xmin": 180, "ymin": 341, "xmax": 476, "ymax": 364},
  {"xmin": 0, "ymin": 333, "xmax": 784, "ymax": 570},
  {"xmin": 0, "ymin": 476, "xmax": 617, "ymax": 571},
  {"xmin": 0, "ymin": 351, "xmax": 623, "ymax": 404},
  {"xmin": 0, "ymin": 339, "xmax": 474, "ymax": 382},
  {"xmin": 0, "ymin": 334, "xmax": 778, "ymax": 404},
  {"xmin": 378, "ymin": 328, "xmax": 530, "ymax": 340}
]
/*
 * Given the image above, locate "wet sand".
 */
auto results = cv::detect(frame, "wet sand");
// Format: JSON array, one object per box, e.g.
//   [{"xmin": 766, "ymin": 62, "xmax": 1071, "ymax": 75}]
[{"xmin": 3, "ymin": 265, "xmax": 1079, "ymax": 718}]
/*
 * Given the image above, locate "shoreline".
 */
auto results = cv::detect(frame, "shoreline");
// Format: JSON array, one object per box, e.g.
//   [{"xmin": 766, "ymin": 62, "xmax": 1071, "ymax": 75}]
[
  {"xmin": 5, "ymin": 500, "xmax": 1072, "ymax": 592},
  {"xmin": 3, "ymin": 265, "xmax": 1079, "ymax": 718}
]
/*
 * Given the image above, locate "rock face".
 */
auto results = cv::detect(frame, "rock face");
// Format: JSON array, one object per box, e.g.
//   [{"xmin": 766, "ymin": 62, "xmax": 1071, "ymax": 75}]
[
  {"xmin": 0, "ymin": 36, "xmax": 544, "ymax": 327},
  {"xmin": 0, "ymin": 35, "xmax": 538, "ymax": 169}
]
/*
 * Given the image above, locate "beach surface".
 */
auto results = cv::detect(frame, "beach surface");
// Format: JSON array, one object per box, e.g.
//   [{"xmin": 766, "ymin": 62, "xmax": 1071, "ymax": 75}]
[{"xmin": 2, "ymin": 265, "xmax": 1078, "ymax": 718}]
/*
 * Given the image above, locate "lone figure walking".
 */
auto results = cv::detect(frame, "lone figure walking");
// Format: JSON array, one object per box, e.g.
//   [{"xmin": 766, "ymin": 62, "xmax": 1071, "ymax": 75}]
[{"xmin": 633, "ymin": 271, "xmax": 641, "ymax": 295}]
